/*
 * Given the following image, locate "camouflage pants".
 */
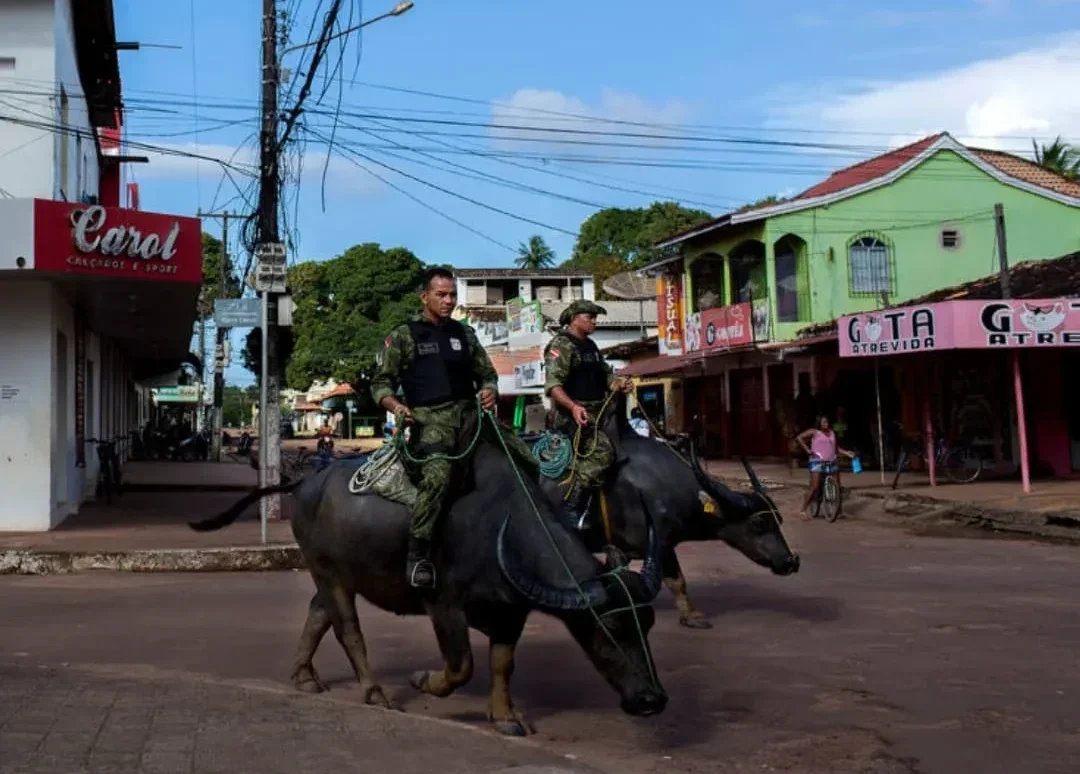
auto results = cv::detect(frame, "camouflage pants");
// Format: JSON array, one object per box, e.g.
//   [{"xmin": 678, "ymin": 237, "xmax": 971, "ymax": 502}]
[
  {"xmin": 403, "ymin": 401, "xmax": 538, "ymax": 540},
  {"xmin": 557, "ymin": 402, "xmax": 615, "ymax": 492}
]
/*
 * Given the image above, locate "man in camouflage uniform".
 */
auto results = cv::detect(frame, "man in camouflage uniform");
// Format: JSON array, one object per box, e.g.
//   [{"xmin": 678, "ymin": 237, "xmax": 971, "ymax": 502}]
[
  {"xmin": 371, "ymin": 267, "xmax": 500, "ymax": 590},
  {"xmin": 544, "ymin": 299, "xmax": 633, "ymax": 529}
]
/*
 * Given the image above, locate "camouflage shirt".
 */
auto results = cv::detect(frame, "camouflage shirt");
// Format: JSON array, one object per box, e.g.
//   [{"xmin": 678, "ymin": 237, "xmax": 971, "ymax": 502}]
[
  {"xmin": 370, "ymin": 314, "xmax": 499, "ymax": 408},
  {"xmin": 542, "ymin": 330, "xmax": 616, "ymax": 402}
]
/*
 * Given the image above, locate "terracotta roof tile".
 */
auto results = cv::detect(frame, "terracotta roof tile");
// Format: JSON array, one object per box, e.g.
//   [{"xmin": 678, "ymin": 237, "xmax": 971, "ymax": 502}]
[
  {"xmin": 320, "ymin": 383, "xmax": 355, "ymax": 400},
  {"xmin": 970, "ymin": 148, "xmax": 1080, "ymax": 198}
]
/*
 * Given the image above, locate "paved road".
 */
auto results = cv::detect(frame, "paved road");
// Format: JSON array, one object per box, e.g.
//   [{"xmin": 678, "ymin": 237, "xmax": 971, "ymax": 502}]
[{"xmin": 2, "ymin": 492, "xmax": 1079, "ymax": 773}]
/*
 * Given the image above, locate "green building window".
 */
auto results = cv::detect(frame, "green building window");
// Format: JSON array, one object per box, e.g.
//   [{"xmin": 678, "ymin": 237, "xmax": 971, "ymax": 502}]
[
  {"xmin": 691, "ymin": 253, "xmax": 725, "ymax": 311},
  {"xmin": 848, "ymin": 233, "xmax": 895, "ymax": 297},
  {"xmin": 774, "ymin": 235, "xmax": 809, "ymax": 322}
]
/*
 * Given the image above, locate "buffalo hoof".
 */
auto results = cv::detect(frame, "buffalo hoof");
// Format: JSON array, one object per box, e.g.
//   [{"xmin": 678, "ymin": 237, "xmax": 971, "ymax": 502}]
[
  {"xmin": 490, "ymin": 712, "xmax": 534, "ymax": 737},
  {"xmin": 363, "ymin": 685, "xmax": 397, "ymax": 710},
  {"xmin": 679, "ymin": 615, "xmax": 713, "ymax": 630},
  {"xmin": 409, "ymin": 670, "xmax": 432, "ymax": 694},
  {"xmin": 291, "ymin": 666, "xmax": 329, "ymax": 694}
]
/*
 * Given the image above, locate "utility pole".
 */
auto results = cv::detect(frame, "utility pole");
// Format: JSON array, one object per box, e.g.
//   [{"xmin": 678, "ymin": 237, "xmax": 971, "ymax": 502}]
[
  {"xmin": 994, "ymin": 202, "xmax": 1029, "ymax": 494},
  {"xmin": 197, "ymin": 209, "xmax": 238, "ymax": 462},
  {"xmin": 256, "ymin": 0, "xmax": 286, "ymax": 528}
]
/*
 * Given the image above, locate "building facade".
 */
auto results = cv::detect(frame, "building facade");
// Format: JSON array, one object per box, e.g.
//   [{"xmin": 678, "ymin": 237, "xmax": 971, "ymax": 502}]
[
  {"xmin": 0, "ymin": 0, "xmax": 204, "ymax": 530},
  {"xmin": 626, "ymin": 133, "xmax": 1080, "ymax": 462}
]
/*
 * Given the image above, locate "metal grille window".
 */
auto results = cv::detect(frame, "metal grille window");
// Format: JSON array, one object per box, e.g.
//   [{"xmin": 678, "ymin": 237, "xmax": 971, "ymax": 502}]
[{"xmin": 848, "ymin": 235, "xmax": 894, "ymax": 296}]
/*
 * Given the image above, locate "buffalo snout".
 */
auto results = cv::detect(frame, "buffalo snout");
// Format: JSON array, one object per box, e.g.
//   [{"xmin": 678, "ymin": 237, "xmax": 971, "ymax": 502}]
[
  {"xmin": 773, "ymin": 553, "xmax": 800, "ymax": 576},
  {"xmin": 621, "ymin": 688, "xmax": 669, "ymax": 717}
]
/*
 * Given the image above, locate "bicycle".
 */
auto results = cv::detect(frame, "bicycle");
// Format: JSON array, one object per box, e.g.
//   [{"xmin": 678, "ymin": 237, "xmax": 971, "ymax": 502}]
[
  {"xmin": 891, "ymin": 433, "xmax": 983, "ymax": 490},
  {"xmin": 86, "ymin": 436, "xmax": 125, "ymax": 504},
  {"xmin": 809, "ymin": 455, "xmax": 842, "ymax": 523}
]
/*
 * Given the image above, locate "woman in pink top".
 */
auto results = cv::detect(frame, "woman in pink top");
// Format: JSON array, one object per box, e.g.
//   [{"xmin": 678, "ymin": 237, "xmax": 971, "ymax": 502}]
[{"xmin": 797, "ymin": 415, "xmax": 855, "ymax": 519}]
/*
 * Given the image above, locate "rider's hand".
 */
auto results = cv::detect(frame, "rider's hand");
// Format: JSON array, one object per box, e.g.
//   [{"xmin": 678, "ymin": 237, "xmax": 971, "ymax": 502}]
[
  {"xmin": 571, "ymin": 403, "xmax": 590, "ymax": 426},
  {"xmin": 479, "ymin": 388, "xmax": 497, "ymax": 411},
  {"xmin": 394, "ymin": 404, "xmax": 413, "ymax": 424}
]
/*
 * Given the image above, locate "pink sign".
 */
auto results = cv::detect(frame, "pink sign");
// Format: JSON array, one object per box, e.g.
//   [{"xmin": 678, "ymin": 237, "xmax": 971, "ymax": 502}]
[
  {"xmin": 840, "ymin": 298, "xmax": 1080, "ymax": 357},
  {"xmin": 692, "ymin": 302, "xmax": 753, "ymax": 351}
]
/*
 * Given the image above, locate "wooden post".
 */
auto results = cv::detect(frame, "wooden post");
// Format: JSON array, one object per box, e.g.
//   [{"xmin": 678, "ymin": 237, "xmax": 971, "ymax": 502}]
[
  {"xmin": 995, "ymin": 203, "xmax": 1030, "ymax": 494},
  {"xmin": 923, "ymin": 363, "xmax": 936, "ymax": 487}
]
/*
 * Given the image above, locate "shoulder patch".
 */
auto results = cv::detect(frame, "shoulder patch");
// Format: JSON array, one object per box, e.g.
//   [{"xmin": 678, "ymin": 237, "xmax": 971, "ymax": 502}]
[{"xmin": 548, "ymin": 348, "xmax": 561, "ymax": 359}]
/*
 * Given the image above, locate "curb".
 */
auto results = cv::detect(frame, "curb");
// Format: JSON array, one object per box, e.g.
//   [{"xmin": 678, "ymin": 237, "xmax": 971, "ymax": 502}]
[{"xmin": 0, "ymin": 544, "xmax": 306, "ymax": 575}]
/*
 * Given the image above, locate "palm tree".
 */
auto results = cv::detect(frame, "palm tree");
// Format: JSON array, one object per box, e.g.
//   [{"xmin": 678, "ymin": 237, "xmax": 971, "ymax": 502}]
[
  {"xmin": 515, "ymin": 235, "xmax": 556, "ymax": 270},
  {"xmin": 1032, "ymin": 136, "xmax": 1080, "ymax": 180}
]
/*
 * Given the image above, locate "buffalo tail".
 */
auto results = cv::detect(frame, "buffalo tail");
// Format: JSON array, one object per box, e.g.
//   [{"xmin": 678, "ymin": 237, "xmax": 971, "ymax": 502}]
[{"xmin": 188, "ymin": 479, "xmax": 303, "ymax": 532}]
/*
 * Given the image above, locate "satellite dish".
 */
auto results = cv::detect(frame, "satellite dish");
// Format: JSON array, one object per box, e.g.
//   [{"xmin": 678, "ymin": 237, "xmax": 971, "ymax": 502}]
[{"xmin": 602, "ymin": 269, "xmax": 654, "ymax": 300}]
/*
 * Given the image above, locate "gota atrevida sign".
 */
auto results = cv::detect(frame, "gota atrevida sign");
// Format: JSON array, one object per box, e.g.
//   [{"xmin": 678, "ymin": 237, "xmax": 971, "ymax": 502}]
[{"xmin": 840, "ymin": 299, "xmax": 1080, "ymax": 357}]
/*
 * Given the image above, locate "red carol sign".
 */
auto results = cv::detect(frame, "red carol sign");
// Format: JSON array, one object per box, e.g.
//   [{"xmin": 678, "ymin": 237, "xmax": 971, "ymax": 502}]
[{"xmin": 33, "ymin": 200, "xmax": 203, "ymax": 283}]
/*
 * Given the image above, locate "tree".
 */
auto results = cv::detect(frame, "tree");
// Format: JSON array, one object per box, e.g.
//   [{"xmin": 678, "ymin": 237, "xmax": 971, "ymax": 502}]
[
  {"xmin": 222, "ymin": 384, "xmax": 259, "ymax": 427},
  {"xmin": 197, "ymin": 232, "xmax": 242, "ymax": 319},
  {"xmin": 1032, "ymin": 136, "xmax": 1080, "ymax": 180},
  {"xmin": 515, "ymin": 235, "xmax": 556, "ymax": 270},
  {"xmin": 564, "ymin": 202, "xmax": 713, "ymax": 298},
  {"xmin": 243, "ymin": 243, "xmax": 426, "ymax": 404}
]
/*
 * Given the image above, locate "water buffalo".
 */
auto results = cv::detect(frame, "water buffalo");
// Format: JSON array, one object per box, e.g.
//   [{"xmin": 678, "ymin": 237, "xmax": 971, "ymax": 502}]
[
  {"xmin": 535, "ymin": 408, "xmax": 799, "ymax": 629},
  {"xmin": 190, "ymin": 435, "xmax": 668, "ymax": 736}
]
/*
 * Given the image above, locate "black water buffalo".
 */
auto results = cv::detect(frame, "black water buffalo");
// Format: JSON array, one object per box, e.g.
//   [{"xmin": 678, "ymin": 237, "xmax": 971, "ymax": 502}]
[
  {"xmin": 534, "ymin": 412, "xmax": 799, "ymax": 629},
  {"xmin": 190, "ymin": 435, "xmax": 668, "ymax": 736}
]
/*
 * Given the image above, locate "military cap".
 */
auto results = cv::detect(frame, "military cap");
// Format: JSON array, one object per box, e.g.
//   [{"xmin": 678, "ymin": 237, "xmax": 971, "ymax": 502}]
[{"xmin": 558, "ymin": 299, "xmax": 607, "ymax": 326}]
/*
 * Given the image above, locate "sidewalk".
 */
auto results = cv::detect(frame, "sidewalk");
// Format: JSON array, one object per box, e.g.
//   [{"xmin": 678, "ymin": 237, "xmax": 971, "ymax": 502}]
[
  {"xmin": 705, "ymin": 459, "xmax": 1080, "ymax": 540},
  {"xmin": 0, "ymin": 662, "xmax": 596, "ymax": 774}
]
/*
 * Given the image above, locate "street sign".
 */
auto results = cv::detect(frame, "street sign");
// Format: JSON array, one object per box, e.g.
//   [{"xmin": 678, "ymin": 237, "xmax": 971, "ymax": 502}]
[{"xmin": 214, "ymin": 298, "xmax": 261, "ymax": 327}]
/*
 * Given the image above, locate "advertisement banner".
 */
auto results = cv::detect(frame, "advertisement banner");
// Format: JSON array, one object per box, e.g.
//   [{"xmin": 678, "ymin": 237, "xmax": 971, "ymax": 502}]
[
  {"xmin": 506, "ymin": 297, "xmax": 543, "ymax": 336},
  {"xmin": 33, "ymin": 200, "xmax": 203, "ymax": 284},
  {"xmin": 656, "ymin": 273, "xmax": 685, "ymax": 355},
  {"xmin": 685, "ymin": 302, "xmax": 754, "ymax": 352},
  {"xmin": 840, "ymin": 298, "xmax": 1080, "ymax": 357},
  {"xmin": 513, "ymin": 360, "xmax": 544, "ymax": 389}
]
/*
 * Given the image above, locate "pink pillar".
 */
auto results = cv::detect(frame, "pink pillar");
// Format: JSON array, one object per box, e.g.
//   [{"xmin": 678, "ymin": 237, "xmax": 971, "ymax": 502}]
[
  {"xmin": 1013, "ymin": 351, "xmax": 1031, "ymax": 494},
  {"xmin": 923, "ymin": 378, "xmax": 936, "ymax": 487}
]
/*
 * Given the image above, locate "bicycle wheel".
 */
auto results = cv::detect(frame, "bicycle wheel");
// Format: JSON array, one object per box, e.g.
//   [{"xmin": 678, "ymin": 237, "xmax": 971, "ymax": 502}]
[
  {"xmin": 821, "ymin": 475, "xmax": 840, "ymax": 522},
  {"xmin": 942, "ymin": 447, "xmax": 982, "ymax": 484}
]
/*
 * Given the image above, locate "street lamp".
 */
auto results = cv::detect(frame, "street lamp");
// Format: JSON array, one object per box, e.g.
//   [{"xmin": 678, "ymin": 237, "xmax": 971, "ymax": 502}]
[{"xmin": 281, "ymin": 1, "xmax": 414, "ymax": 57}]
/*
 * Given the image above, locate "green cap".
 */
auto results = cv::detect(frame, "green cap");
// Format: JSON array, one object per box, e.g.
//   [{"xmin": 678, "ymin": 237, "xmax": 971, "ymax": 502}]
[{"xmin": 559, "ymin": 299, "xmax": 607, "ymax": 326}]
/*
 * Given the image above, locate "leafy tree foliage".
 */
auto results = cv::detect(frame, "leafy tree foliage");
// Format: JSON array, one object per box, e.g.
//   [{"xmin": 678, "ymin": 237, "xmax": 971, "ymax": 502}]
[
  {"xmin": 243, "ymin": 243, "xmax": 426, "ymax": 395},
  {"xmin": 1032, "ymin": 136, "xmax": 1080, "ymax": 180},
  {"xmin": 515, "ymin": 235, "xmax": 556, "ymax": 269},
  {"xmin": 198, "ymin": 232, "xmax": 242, "ymax": 318},
  {"xmin": 563, "ymin": 201, "xmax": 713, "ymax": 297}
]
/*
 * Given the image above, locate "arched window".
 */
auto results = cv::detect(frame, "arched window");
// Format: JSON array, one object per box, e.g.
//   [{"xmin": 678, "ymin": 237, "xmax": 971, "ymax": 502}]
[
  {"xmin": 690, "ymin": 253, "xmax": 725, "ymax": 312},
  {"xmin": 848, "ymin": 234, "xmax": 894, "ymax": 296}
]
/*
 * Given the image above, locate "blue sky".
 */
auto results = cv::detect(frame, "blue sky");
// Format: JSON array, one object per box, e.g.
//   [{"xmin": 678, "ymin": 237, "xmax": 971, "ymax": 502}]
[{"xmin": 111, "ymin": 0, "xmax": 1080, "ymax": 384}]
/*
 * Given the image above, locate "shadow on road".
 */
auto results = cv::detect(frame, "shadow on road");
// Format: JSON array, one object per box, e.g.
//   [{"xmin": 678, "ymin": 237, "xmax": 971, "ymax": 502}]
[{"xmin": 699, "ymin": 581, "xmax": 845, "ymax": 623}]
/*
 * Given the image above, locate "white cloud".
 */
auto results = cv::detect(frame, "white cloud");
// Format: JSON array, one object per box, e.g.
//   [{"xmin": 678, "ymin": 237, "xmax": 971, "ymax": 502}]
[
  {"xmin": 133, "ymin": 141, "xmax": 383, "ymax": 197},
  {"xmin": 490, "ymin": 88, "xmax": 691, "ymax": 152},
  {"xmin": 769, "ymin": 34, "xmax": 1080, "ymax": 153}
]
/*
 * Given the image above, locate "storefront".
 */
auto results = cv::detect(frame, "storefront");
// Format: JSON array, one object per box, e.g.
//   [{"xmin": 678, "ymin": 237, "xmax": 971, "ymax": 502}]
[
  {"xmin": 840, "ymin": 298, "xmax": 1080, "ymax": 488},
  {"xmin": 0, "ymin": 199, "xmax": 203, "ymax": 530}
]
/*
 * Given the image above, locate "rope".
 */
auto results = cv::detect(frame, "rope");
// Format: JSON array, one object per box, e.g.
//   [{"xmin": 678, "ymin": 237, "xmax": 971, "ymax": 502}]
[
  {"xmin": 532, "ymin": 432, "xmax": 573, "ymax": 479},
  {"xmin": 391, "ymin": 398, "xmax": 486, "ymax": 464},
  {"xmin": 484, "ymin": 408, "xmax": 663, "ymax": 694},
  {"xmin": 397, "ymin": 400, "xmax": 662, "ymax": 693},
  {"xmin": 560, "ymin": 390, "xmax": 618, "ymax": 495}
]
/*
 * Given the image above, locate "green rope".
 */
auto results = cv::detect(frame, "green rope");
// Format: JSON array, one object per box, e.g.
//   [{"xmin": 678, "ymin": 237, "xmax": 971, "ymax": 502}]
[
  {"xmin": 532, "ymin": 431, "xmax": 573, "ymax": 479},
  {"xmin": 390, "ymin": 398, "xmax": 486, "ymax": 465}
]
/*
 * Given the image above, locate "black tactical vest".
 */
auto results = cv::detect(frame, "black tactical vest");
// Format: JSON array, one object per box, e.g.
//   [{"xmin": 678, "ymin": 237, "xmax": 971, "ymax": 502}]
[
  {"xmin": 561, "ymin": 334, "xmax": 608, "ymax": 403},
  {"xmin": 399, "ymin": 319, "xmax": 477, "ymax": 407}
]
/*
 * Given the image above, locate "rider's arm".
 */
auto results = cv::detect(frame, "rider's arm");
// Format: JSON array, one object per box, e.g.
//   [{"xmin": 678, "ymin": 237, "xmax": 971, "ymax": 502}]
[
  {"xmin": 464, "ymin": 323, "xmax": 499, "ymax": 397},
  {"xmin": 543, "ymin": 338, "xmax": 578, "ymax": 412},
  {"xmin": 371, "ymin": 326, "xmax": 410, "ymax": 416}
]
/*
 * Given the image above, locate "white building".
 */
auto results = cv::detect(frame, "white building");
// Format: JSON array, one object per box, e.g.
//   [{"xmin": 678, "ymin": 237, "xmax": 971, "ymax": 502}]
[{"xmin": 0, "ymin": 0, "xmax": 203, "ymax": 531}]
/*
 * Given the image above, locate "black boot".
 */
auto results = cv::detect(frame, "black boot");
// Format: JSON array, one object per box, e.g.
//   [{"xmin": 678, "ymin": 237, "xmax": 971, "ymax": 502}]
[
  {"xmin": 563, "ymin": 485, "xmax": 595, "ymax": 531},
  {"xmin": 406, "ymin": 537, "xmax": 436, "ymax": 590}
]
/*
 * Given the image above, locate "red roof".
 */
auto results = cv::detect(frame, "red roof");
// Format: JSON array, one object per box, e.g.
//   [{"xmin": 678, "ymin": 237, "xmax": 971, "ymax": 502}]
[
  {"xmin": 489, "ymin": 348, "xmax": 541, "ymax": 376},
  {"xmin": 791, "ymin": 133, "xmax": 945, "ymax": 200},
  {"xmin": 320, "ymin": 383, "xmax": 355, "ymax": 400}
]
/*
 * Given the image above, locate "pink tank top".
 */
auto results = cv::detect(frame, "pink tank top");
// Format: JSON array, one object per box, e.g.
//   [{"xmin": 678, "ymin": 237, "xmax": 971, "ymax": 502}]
[{"xmin": 810, "ymin": 430, "xmax": 837, "ymax": 462}]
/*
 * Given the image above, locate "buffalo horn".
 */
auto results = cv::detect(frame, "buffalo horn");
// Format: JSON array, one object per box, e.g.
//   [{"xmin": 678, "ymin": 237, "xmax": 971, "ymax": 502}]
[
  {"xmin": 635, "ymin": 505, "xmax": 664, "ymax": 602},
  {"xmin": 741, "ymin": 455, "xmax": 765, "ymax": 494},
  {"xmin": 688, "ymin": 438, "xmax": 747, "ymax": 509},
  {"xmin": 497, "ymin": 517, "xmax": 608, "ymax": 611}
]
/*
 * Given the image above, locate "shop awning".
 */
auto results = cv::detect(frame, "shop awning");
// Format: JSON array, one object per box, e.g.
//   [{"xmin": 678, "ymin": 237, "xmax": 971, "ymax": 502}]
[{"xmin": 617, "ymin": 351, "xmax": 704, "ymax": 377}]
